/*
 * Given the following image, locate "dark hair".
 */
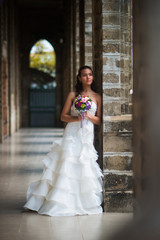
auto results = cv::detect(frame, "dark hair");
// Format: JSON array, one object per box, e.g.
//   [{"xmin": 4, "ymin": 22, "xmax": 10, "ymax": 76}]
[{"xmin": 75, "ymin": 65, "xmax": 96, "ymax": 95}]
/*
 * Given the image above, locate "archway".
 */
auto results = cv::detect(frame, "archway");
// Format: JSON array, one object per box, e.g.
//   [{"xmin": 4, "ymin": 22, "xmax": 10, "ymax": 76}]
[{"xmin": 29, "ymin": 39, "xmax": 57, "ymax": 127}]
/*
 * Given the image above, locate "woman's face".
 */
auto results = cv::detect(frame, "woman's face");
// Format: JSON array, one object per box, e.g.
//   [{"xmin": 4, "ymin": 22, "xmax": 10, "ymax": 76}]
[{"xmin": 78, "ymin": 68, "xmax": 93, "ymax": 86}]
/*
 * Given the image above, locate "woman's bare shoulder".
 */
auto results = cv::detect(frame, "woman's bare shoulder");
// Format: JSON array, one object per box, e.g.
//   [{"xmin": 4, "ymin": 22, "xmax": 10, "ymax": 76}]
[
  {"xmin": 67, "ymin": 91, "xmax": 77, "ymax": 99},
  {"xmin": 94, "ymin": 92, "xmax": 101, "ymax": 102}
]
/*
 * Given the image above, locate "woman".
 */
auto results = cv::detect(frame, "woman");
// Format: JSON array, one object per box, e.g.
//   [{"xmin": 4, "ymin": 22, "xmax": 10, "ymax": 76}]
[{"xmin": 24, "ymin": 65, "xmax": 103, "ymax": 216}]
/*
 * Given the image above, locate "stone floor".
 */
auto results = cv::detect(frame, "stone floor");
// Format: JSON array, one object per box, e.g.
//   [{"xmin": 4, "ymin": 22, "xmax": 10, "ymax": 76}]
[{"xmin": 0, "ymin": 128, "xmax": 133, "ymax": 240}]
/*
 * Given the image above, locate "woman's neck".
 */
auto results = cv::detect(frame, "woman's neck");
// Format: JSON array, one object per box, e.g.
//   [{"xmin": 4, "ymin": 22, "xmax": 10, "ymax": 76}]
[{"xmin": 81, "ymin": 86, "xmax": 92, "ymax": 93}]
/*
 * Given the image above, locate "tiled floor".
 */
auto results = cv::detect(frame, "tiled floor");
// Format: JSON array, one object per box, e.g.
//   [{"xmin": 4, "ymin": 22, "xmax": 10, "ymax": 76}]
[{"xmin": 0, "ymin": 128, "xmax": 133, "ymax": 240}]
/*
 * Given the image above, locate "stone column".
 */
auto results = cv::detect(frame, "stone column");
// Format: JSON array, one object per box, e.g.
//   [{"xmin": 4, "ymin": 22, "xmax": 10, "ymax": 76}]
[
  {"xmin": 62, "ymin": 0, "xmax": 72, "ymax": 102},
  {"xmin": 102, "ymin": 0, "xmax": 133, "ymax": 212},
  {"xmin": 75, "ymin": 0, "xmax": 80, "ymax": 77},
  {"xmin": 0, "ymin": 0, "xmax": 9, "ymax": 142},
  {"xmin": 70, "ymin": 0, "xmax": 76, "ymax": 90},
  {"xmin": 79, "ymin": 0, "xmax": 85, "ymax": 67},
  {"xmin": 8, "ymin": 0, "xmax": 20, "ymax": 134},
  {"xmin": 84, "ymin": 0, "xmax": 92, "ymax": 67}
]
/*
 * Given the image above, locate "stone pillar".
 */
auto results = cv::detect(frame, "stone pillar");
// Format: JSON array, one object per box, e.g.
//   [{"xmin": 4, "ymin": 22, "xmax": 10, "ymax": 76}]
[
  {"xmin": 75, "ymin": 0, "xmax": 80, "ymax": 76},
  {"xmin": 92, "ymin": 0, "xmax": 103, "ymax": 169},
  {"xmin": 62, "ymin": 0, "xmax": 72, "ymax": 102},
  {"xmin": 79, "ymin": 0, "xmax": 85, "ymax": 67},
  {"xmin": 102, "ymin": 0, "xmax": 133, "ymax": 212},
  {"xmin": 8, "ymin": 0, "xmax": 21, "ymax": 134},
  {"xmin": 0, "ymin": 0, "xmax": 9, "ymax": 142},
  {"xmin": 84, "ymin": 0, "xmax": 92, "ymax": 67},
  {"xmin": 70, "ymin": 0, "xmax": 76, "ymax": 91}
]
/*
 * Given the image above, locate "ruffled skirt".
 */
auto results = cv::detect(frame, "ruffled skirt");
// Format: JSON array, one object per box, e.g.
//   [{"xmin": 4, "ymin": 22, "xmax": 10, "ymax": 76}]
[{"xmin": 24, "ymin": 120, "xmax": 103, "ymax": 216}]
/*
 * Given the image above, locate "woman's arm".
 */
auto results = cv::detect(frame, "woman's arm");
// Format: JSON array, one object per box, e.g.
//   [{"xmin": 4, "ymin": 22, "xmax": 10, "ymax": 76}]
[
  {"xmin": 60, "ymin": 92, "xmax": 81, "ymax": 123},
  {"xmin": 85, "ymin": 94, "xmax": 102, "ymax": 125}
]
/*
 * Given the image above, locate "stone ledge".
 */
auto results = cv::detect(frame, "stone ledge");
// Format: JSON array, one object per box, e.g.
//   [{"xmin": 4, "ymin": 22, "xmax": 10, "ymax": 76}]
[{"xmin": 104, "ymin": 114, "xmax": 132, "ymax": 121}]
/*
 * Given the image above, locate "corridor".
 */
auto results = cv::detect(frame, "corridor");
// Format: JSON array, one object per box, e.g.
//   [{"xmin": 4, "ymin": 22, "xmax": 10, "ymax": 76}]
[{"xmin": 0, "ymin": 128, "xmax": 132, "ymax": 240}]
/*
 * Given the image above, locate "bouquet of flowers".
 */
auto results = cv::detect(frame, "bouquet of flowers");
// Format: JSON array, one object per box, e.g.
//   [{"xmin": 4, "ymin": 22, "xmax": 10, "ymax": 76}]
[{"xmin": 74, "ymin": 95, "xmax": 92, "ymax": 132}]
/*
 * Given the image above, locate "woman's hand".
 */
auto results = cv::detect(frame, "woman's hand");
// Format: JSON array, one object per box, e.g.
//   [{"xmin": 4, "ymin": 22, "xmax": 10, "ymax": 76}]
[{"xmin": 84, "ymin": 111, "xmax": 93, "ymax": 120}]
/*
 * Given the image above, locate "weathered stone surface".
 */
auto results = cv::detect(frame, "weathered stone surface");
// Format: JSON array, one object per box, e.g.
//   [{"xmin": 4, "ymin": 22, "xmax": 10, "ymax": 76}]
[
  {"xmin": 103, "ymin": 102, "xmax": 121, "ymax": 116},
  {"xmin": 121, "ymin": 103, "xmax": 133, "ymax": 114},
  {"xmin": 104, "ymin": 192, "xmax": 133, "ymax": 212},
  {"xmin": 103, "ymin": 88, "xmax": 120, "ymax": 98},
  {"xmin": 85, "ymin": 13, "xmax": 92, "ymax": 22},
  {"xmin": 104, "ymin": 119, "xmax": 132, "ymax": 132},
  {"xmin": 103, "ymin": 29, "xmax": 120, "ymax": 40},
  {"xmin": 85, "ymin": 0, "xmax": 92, "ymax": 12},
  {"xmin": 103, "ymin": 155, "xmax": 132, "ymax": 171},
  {"xmin": 103, "ymin": 56, "xmax": 121, "ymax": 70},
  {"xmin": 103, "ymin": 73, "xmax": 119, "ymax": 83},
  {"xmin": 103, "ymin": 43, "xmax": 120, "ymax": 54},
  {"xmin": 121, "ymin": 43, "xmax": 130, "ymax": 55},
  {"xmin": 85, "ymin": 46, "xmax": 92, "ymax": 52},
  {"xmin": 85, "ymin": 55, "xmax": 92, "ymax": 64},
  {"xmin": 103, "ymin": 1, "xmax": 120, "ymax": 12},
  {"xmin": 104, "ymin": 173, "xmax": 133, "ymax": 191},
  {"xmin": 103, "ymin": 133, "xmax": 132, "ymax": 152},
  {"xmin": 121, "ymin": 72, "xmax": 130, "ymax": 84},
  {"xmin": 103, "ymin": 14, "xmax": 120, "ymax": 26},
  {"xmin": 121, "ymin": 31, "xmax": 131, "ymax": 43},
  {"xmin": 121, "ymin": 16, "xmax": 131, "ymax": 30},
  {"xmin": 121, "ymin": 0, "xmax": 131, "ymax": 15}
]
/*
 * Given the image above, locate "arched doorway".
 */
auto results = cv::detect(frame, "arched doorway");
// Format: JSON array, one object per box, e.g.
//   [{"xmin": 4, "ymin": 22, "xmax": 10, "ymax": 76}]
[{"xmin": 29, "ymin": 39, "xmax": 57, "ymax": 127}]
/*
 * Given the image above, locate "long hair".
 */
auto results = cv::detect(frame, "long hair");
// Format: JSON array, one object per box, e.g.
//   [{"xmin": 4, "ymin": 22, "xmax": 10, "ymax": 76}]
[{"xmin": 75, "ymin": 65, "xmax": 96, "ymax": 95}]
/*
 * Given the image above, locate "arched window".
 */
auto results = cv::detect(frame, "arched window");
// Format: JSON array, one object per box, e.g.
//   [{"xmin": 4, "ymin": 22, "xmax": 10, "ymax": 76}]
[{"xmin": 29, "ymin": 39, "xmax": 56, "ymax": 89}]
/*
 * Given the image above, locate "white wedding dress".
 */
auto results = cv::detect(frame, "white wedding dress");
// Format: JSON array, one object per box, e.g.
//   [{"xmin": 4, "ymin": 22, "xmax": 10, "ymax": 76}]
[{"xmin": 24, "ymin": 102, "xmax": 103, "ymax": 216}]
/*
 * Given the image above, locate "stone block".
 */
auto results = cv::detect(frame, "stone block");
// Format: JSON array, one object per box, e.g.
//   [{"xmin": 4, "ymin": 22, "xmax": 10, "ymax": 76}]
[
  {"xmin": 85, "ymin": 55, "xmax": 92, "ymax": 63},
  {"xmin": 103, "ymin": 73, "xmax": 119, "ymax": 83},
  {"xmin": 85, "ymin": 0, "xmax": 92, "ymax": 12},
  {"xmin": 121, "ymin": 103, "xmax": 133, "ymax": 114},
  {"xmin": 121, "ymin": 31, "xmax": 131, "ymax": 43},
  {"xmin": 85, "ymin": 13, "xmax": 92, "ymax": 22},
  {"xmin": 103, "ymin": 13, "xmax": 120, "ymax": 26},
  {"xmin": 104, "ymin": 192, "xmax": 133, "ymax": 212},
  {"xmin": 103, "ymin": 102, "xmax": 121, "ymax": 116},
  {"xmin": 103, "ymin": 0, "xmax": 120, "ymax": 12},
  {"xmin": 103, "ymin": 155, "xmax": 132, "ymax": 171},
  {"xmin": 103, "ymin": 43, "xmax": 120, "ymax": 54},
  {"xmin": 121, "ymin": 16, "xmax": 131, "ymax": 30},
  {"xmin": 121, "ymin": 72, "xmax": 130, "ymax": 84},
  {"xmin": 121, "ymin": 43, "xmax": 131, "ymax": 55},
  {"xmin": 103, "ymin": 88, "xmax": 120, "ymax": 98},
  {"xmin": 104, "ymin": 173, "xmax": 133, "ymax": 191},
  {"xmin": 121, "ymin": 0, "xmax": 131, "ymax": 15},
  {"xmin": 85, "ymin": 45, "xmax": 92, "ymax": 52},
  {"xmin": 103, "ymin": 28, "xmax": 120, "ymax": 41},
  {"xmin": 103, "ymin": 56, "xmax": 121, "ymax": 70},
  {"xmin": 103, "ymin": 133, "xmax": 132, "ymax": 152},
  {"xmin": 104, "ymin": 119, "xmax": 132, "ymax": 132}
]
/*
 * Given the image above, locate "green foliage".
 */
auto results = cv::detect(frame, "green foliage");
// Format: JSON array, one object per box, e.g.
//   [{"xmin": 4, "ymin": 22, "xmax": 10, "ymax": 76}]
[{"xmin": 30, "ymin": 40, "xmax": 56, "ymax": 77}]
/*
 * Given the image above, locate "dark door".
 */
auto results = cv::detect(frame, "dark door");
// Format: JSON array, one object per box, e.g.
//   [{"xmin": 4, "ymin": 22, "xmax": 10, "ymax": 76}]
[{"xmin": 29, "ymin": 89, "xmax": 56, "ymax": 127}]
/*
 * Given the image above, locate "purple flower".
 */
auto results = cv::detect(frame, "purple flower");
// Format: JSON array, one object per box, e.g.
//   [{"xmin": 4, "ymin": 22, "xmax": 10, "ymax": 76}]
[{"xmin": 86, "ymin": 102, "xmax": 91, "ymax": 110}]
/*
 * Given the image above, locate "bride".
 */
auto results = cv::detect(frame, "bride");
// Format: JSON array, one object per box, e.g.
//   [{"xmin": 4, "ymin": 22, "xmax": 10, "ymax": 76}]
[{"xmin": 24, "ymin": 65, "xmax": 103, "ymax": 216}]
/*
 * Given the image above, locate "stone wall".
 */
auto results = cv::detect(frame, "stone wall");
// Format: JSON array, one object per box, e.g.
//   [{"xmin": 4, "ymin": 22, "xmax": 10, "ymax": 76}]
[{"xmin": 102, "ymin": 0, "xmax": 133, "ymax": 212}]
